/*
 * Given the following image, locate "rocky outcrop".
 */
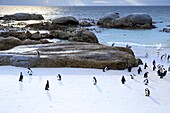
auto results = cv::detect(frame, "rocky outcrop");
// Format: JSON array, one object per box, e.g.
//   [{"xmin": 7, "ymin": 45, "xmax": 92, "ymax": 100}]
[
  {"xmin": 3, "ymin": 13, "xmax": 44, "ymax": 21},
  {"xmin": 0, "ymin": 36, "xmax": 22, "ymax": 50},
  {"xmin": 0, "ymin": 36, "xmax": 50, "ymax": 50},
  {"xmin": 97, "ymin": 13, "xmax": 154, "ymax": 29},
  {"xmin": 80, "ymin": 21, "xmax": 94, "ymax": 27},
  {"xmin": 159, "ymin": 28, "xmax": 170, "ymax": 33},
  {"xmin": 52, "ymin": 16, "xmax": 79, "ymax": 25},
  {"xmin": 69, "ymin": 30, "xmax": 99, "ymax": 43},
  {"xmin": 0, "ymin": 42, "xmax": 137, "ymax": 70}
]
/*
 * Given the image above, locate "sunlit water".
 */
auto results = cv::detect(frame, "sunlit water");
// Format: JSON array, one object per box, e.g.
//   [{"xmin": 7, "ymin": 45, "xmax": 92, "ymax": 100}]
[{"xmin": 0, "ymin": 6, "xmax": 170, "ymax": 57}]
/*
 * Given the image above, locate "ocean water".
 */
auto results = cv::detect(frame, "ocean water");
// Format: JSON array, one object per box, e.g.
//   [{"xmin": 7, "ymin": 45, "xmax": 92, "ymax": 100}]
[{"xmin": 0, "ymin": 6, "xmax": 170, "ymax": 57}]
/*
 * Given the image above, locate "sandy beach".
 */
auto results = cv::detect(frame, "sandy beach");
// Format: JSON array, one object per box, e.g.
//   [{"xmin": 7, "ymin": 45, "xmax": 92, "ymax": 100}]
[{"xmin": 0, "ymin": 50, "xmax": 169, "ymax": 113}]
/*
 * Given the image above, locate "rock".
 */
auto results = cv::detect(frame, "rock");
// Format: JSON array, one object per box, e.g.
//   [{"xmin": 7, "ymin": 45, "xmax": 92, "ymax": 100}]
[
  {"xmin": 52, "ymin": 16, "xmax": 79, "ymax": 25},
  {"xmin": 159, "ymin": 28, "xmax": 170, "ymax": 33},
  {"xmin": 97, "ymin": 12, "xmax": 119, "ymax": 25},
  {"xmin": 31, "ymin": 32, "xmax": 41, "ymax": 40},
  {"xmin": 97, "ymin": 13, "xmax": 154, "ymax": 29},
  {"xmin": 69, "ymin": 30, "xmax": 99, "ymax": 43},
  {"xmin": 22, "ymin": 39, "xmax": 42, "ymax": 45},
  {"xmin": 0, "ymin": 42, "xmax": 137, "ymax": 70},
  {"xmin": 80, "ymin": 21, "xmax": 94, "ymax": 26},
  {"xmin": 39, "ymin": 39, "xmax": 50, "ymax": 44},
  {"xmin": 50, "ymin": 30, "xmax": 73, "ymax": 40},
  {"xmin": 3, "ymin": 13, "xmax": 44, "ymax": 21},
  {"xmin": 0, "ymin": 36, "xmax": 22, "ymax": 50}
]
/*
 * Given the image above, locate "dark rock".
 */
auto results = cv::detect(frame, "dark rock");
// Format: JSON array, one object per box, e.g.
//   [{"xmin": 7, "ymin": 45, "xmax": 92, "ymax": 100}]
[
  {"xmin": 50, "ymin": 30, "xmax": 73, "ymax": 40},
  {"xmin": 52, "ymin": 16, "xmax": 79, "ymax": 25},
  {"xmin": 80, "ymin": 21, "xmax": 94, "ymax": 27},
  {"xmin": 3, "ymin": 13, "xmax": 44, "ymax": 21},
  {"xmin": 68, "ymin": 30, "xmax": 99, "ymax": 43},
  {"xmin": 97, "ymin": 13, "xmax": 154, "ymax": 29},
  {"xmin": 0, "ymin": 42, "xmax": 137, "ymax": 70}
]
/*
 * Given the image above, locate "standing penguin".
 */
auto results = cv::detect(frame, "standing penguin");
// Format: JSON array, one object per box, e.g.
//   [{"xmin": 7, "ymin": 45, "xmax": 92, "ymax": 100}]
[
  {"xmin": 153, "ymin": 64, "xmax": 156, "ymax": 71},
  {"xmin": 36, "ymin": 50, "xmax": 40, "ymax": 58},
  {"xmin": 57, "ymin": 74, "xmax": 61, "ymax": 81},
  {"xmin": 127, "ymin": 66, "xmax": 132, "ymax": 72},
  {"xmin": 121, "ymin": 76, "xmax": 126, "ymax": 84},
  {"xmin": 145, "ymin": 88, "xmax": 150, "ymax": 96},
  {"xmin": 144, "ymin": 63, "xmax": 148, "ymax": 69},
  {"xmin": 144, "ymin": 72, "xmax": 149, "ymax": 78},
  {"xmin": 93, "ymin": 77, "xmax": 97, "ymax": 85},
  {"xmin": 168, "ymin": 65, "xmax": 170, "ymax": 72},
  {"xmin": 45, "ymin": 80, "xmax": 49, "ymax": 90},
  {"xmin": 137, "ymin": 67, "xmax": 142, "ymax": 74},
  {"xmin": 152, "ymin": 60, "xmax": 156, "ymax": 66},
  {"xmin": 19, "ymin": 72, "xmax": 23, "ymax": 82}
]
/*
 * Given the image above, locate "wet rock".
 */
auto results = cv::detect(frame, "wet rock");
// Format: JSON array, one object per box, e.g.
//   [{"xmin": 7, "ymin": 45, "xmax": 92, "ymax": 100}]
[
  {"xmin": 52, "ymin": 16, "xmax": 79, "ymax": 25},
  {"xmin": 159, "ymin": 28, "xmax": 170, "ymax": 33},
  {"xmin": 69, "ymin": 30, "xmax": 99, "ymax": 43},
  {"xmin": 0, "ymin": 42, "xmax": 137, "ymax": 70},
  {"xmin": 3, "ymin": 13, "xmax": 44, "ymax": 21},
  {"xmin": 97, "ymin": 13, "xmax": 154, "ymax": 29}
]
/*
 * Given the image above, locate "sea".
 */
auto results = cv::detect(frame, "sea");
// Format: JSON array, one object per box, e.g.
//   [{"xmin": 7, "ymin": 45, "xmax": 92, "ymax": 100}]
[{"xmin": 0, "ymin": 6, "xmax": 170, "ymax": 59}]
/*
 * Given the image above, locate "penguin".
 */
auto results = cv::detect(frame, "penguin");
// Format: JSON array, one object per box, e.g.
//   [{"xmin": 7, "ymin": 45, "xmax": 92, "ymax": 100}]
[
  {"xmin": 45, "ymin": 80, "xmax": 49, "ymax": 90},
  {"xmin": 57, "ymin": 74, "xmax": 61, "ymax": 81},
  {"xmin": 145, "ymin": 88, "xmax": 150, "ymax": 96},
  {"xmin": 143, "ymin": 79, "xmax": 149, "ymax": 85},
  {"xmin": 144, "ymin": 63, "xmax": 148, "ymax": 69},
  {"xmin": 153, "ymin": 64, "xmax": 156, "ymax": 71},
  {"xmin": 93, "ymin": 77, "xmax": 97, "ymax": 85},
  {"xmin": 27, "ymin": 68, "xmax": 33, "ymax": 76},
  {"xmin": 121, "ymin": 76, "xmax": 126, "ymax": 84},
  {"xmin": 144, "ymin": 72, "xmax": 149, "ymax": 78},
  {"xmin": 36, "ymin": 50, "xmax": 40, "ymax": 58},
  {"xmin": 137, "ymin": 67, "xmax": 142, "ymax": 74},
  {"xmin": 19, "ymin": 72, "xmax": 23, "ymax": 82}
]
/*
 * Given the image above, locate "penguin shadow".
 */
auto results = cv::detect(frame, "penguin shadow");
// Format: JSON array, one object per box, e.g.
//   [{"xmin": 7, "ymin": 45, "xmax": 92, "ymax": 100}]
[
  {"xmin": 58, "ymin": 80, "xmax": 63, "ymax": 86},
  {"xmin": 147, "ymin": 85, "xmax": 156, "ymax": 90},
  {"xmin": 19, "ymin": 82, "xmax": 23, "ymax": 91},
  {"xmin": 133, "ymin": 79, "xmax": 140, "ymax": 83},
  {"xmin": 28, "ymin": 76, "xmax": 32, "ymax": 83},
  {"xmin": 46, "ymin": 91, "xmax": 52, "ymax": 101},
  {"xmin": 95, "ymin": 84, "xmax": 102, "ymax": 93},
  {"xmin": 149, "ymin": 96, "xmax": 160, "ymax": 105},
  {"xmin": 39, "ymin": 76, "xmax": 43, "ymax": 82},
  {"xmin": 149, "ymin": 79, "xmax": 158, "ymax": 84},
  {"xmin": 124, "ymin": 84, "xmax": 133, "ymax": 90}
]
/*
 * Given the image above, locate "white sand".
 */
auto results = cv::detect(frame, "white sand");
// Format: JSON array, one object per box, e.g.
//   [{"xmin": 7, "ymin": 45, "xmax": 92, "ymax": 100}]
[{"xmin": 0, "ymin": 51, "xmax": 170, "ymax": 113}]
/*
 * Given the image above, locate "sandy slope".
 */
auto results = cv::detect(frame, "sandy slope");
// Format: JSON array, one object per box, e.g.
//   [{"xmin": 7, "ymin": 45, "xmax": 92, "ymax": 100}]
[{"xmin": 0, "ymin": 54, "xmax": 170, "ymax": 113}]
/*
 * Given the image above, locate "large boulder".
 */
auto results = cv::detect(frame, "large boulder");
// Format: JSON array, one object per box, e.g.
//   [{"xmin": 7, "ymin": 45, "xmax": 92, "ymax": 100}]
[
  {"xmin": 52, "ymin": 16, "xmax": 79, "ymax": 25},
  {"xmin": 0, "ymin": 36, "xmax": 22, "ymax": 50},
  {"xmin": 50, "ymin": 30, "xmax": 74, "ymax": 40},
  {"xmin": 97, "ymin": 12, "xmax": 119, "ymax": 25},
  {"xmin": 69, "ymin": 30, "xmax": 99, "ymax": 43},
  {"xmin": 97, "ymin": 13, "xmax": 153, "ymax": 29},
  {"xmin": 0, "ymin": 42, "xmax": 137, "ymax": 70},
  {"xmin": 3, "ymin": 13, "xmax": 44, "ymax": 21}
]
